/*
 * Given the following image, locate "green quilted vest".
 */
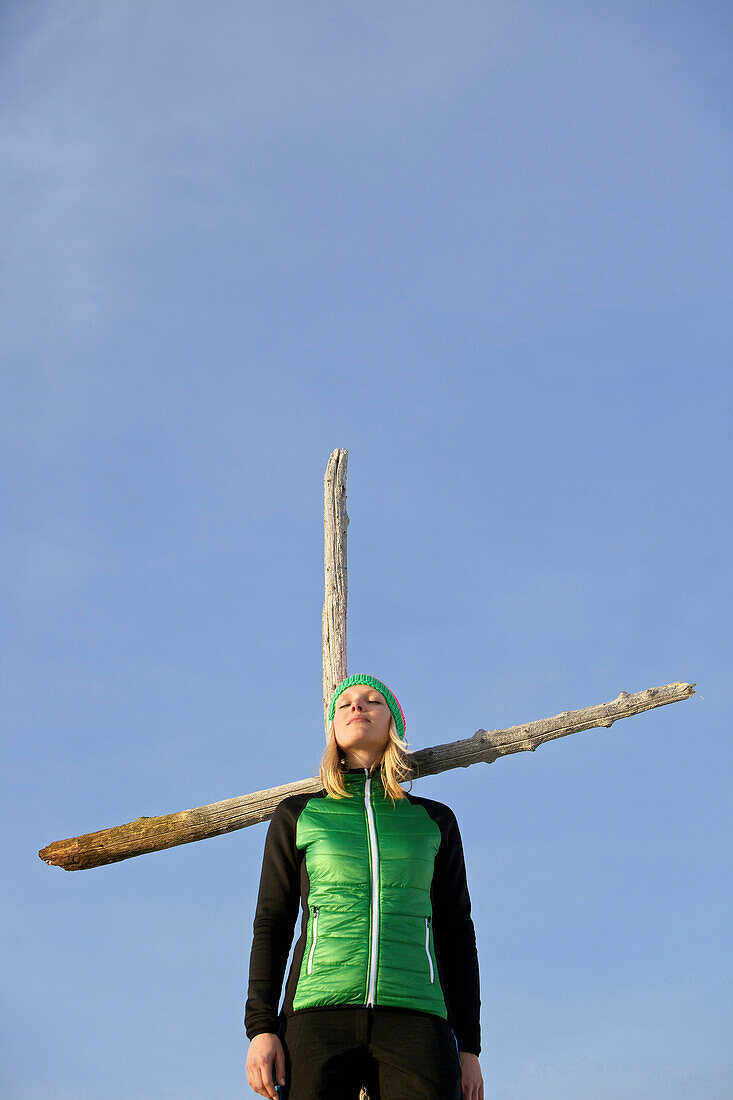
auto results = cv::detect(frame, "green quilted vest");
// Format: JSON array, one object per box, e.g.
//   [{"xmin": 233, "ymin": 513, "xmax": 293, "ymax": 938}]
[{"xmin": 291, "ymin": 767, "xmax": 448, "ymax": 1019}]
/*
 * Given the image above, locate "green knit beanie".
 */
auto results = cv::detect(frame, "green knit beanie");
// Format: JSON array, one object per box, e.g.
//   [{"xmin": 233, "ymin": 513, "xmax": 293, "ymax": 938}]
[{"xmin": 328, "ymin": 674, "xmax": 406, "ymax": 740}]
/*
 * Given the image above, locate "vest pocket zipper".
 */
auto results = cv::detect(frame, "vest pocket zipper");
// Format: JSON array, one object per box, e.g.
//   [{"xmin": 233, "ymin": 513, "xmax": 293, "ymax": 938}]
[
  {"xmin": 307, "ymin": 908, "xmax": 320, "ymax": 975},
  {"xmin": 425, "ymin": 916, "xmax": 434, "ymax": 983}
]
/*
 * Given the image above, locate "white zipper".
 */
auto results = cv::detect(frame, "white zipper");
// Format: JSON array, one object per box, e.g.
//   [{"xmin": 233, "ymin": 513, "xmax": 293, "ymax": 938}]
[
  {"xmin": 425, "ymin": 916, "xmax": 434, "ymax": 983},
  {"xmin": 306, "ymin": 908, "xmax": 320, "ymax": 975},
  {"xmin": 364, "ymin": 769, "xmax": 380, "ymax": 1006}
]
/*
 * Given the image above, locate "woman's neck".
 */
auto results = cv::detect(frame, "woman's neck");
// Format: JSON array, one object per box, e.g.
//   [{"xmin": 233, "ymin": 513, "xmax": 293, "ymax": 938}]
[{"xmin": 341, "ymin": 757, "xmax": 382, "ymax": 773}]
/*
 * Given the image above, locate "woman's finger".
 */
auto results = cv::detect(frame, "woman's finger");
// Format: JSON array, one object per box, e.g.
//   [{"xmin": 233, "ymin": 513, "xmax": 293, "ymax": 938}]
[
  {"xmin": 256, "ymin": 1059, "xmax": 277, "ymax": 1099},
  {"xmin": 251, "ymin": 1063, "xmax": 264, "ymax": 1097},
  {"xmin": 274, "ymin": 1043, "xmax": 287, "ymax": 1091},
  {"xmin": 246, "ymin": 1064, "xmax": 262, "ymax": 1096}
]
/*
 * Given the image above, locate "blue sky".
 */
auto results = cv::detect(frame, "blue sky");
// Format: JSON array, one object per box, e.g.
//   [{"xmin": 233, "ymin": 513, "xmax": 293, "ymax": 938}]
[{"xmin": 2, "ymin": 2, "xmax": 731, "ymax": 1097}]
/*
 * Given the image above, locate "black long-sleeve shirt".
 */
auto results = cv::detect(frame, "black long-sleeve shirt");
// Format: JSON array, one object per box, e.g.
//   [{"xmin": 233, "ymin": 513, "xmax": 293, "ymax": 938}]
[{"xmin": 245, "ymin": 784, "xmax": 481, "ymax": 1055}]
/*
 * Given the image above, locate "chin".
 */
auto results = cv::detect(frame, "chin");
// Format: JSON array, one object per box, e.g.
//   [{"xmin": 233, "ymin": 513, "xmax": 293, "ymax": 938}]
[{"xmin": 336, "ymin": 732, "xmax": 388, "ymax": 755}]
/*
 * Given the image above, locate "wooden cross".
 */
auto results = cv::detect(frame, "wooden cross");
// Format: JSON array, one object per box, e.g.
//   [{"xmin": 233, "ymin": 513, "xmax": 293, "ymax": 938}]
[
  {"xmin": 38, "ymin": 448, "xmax": 695, "ymax": 1100},
  {"xmin": 39, "ymin": 447, "xmax": 695, "ymax": 873}
]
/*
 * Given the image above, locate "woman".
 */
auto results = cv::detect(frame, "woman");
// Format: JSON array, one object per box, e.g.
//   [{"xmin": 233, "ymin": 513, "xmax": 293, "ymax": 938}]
[{"xmin": 245, "ymin": 674, "xmax": 484, "ymax": 1099}]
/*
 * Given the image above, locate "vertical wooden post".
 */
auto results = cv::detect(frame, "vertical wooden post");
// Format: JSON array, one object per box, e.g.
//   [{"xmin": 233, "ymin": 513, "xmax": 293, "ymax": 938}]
[{"xmin": 322, "ymin": 448, "xmax": 349, "ymax": 738}]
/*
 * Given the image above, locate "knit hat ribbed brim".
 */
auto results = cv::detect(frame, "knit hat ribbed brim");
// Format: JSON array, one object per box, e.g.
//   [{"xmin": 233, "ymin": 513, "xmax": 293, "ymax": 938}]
[{"xmin": 327, "ymin": 674, "xmax": 406, "ymax": 740}]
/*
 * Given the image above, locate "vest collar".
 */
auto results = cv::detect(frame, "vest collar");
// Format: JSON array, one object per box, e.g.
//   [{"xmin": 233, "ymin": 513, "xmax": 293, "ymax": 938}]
[{"xmin": 342, "ymin": 766, "xmax": 384, "ymax": 786}]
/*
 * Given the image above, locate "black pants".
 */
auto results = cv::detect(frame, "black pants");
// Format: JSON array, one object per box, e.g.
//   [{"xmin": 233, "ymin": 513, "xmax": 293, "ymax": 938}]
[{"xmin": 277, "ymin": 1005, "xmax": 463, "ymax": 1100}]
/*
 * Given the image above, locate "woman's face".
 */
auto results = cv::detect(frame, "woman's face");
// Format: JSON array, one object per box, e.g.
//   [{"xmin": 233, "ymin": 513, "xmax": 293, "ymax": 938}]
[{"xmin": 332, "ymin": 684, "xmax": 392, "ymax": 768}]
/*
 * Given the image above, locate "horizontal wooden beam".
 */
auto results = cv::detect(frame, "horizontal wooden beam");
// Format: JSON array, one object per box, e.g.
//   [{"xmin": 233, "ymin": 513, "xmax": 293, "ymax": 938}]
[{"xmin": 38, "ymin": 681, "xmax": 695, "ymax": 872}]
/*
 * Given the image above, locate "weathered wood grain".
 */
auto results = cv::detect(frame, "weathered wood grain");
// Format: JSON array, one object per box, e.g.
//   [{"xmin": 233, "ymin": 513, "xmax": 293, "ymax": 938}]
[
  {"xmin": 38, "ymin": 681, "xmax": 696, "ymax": 871},
  {"xmin": 322, "ymin": 447, "xmax": 348, "ymax": 738}
]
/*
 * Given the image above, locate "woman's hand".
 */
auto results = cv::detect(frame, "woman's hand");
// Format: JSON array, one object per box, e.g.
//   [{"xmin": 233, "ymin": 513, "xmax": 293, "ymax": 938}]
[
  {"xmin": 246, "ymin": 1032, "xmax": 286, "ymax": 1099},
  {"xmin": 459, "ymin": 1051, "xmax": 484, "ymax": 1100}
]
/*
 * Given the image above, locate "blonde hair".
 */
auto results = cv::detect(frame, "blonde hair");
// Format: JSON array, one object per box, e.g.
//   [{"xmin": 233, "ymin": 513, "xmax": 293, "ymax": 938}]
[{"xmin": 319, "ymin": 715, "xmax": 413, "ymax": 805}]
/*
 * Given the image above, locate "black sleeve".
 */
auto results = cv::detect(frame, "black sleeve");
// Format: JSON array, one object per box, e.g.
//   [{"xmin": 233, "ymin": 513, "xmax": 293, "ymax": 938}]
[
  {"xmin": 431, "ymin": 807, "xmax": 481, "ymax": 1056},
  {"xmin": 244, "ymin": 798, "xmax": 302, "ymax": 1040}
]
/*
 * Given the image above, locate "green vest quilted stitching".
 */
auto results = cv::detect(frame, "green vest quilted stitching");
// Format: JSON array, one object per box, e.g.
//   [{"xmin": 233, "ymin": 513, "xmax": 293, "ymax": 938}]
[{"xmin": 291, "ymin": 767, "xmax": 448, "ymax": 1019}]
